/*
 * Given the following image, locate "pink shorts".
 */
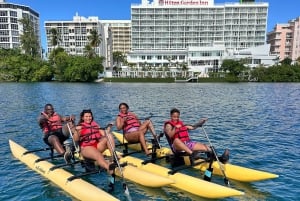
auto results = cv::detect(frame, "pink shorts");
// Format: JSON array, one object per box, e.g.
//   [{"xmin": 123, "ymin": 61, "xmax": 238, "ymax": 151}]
[
  {"xmin": 125, "ymin": 127, "xmax": 139, "ymax": 133},
  {"xmin": 172, "ymin": 140, "xmax": 196, "ymax": 152}
]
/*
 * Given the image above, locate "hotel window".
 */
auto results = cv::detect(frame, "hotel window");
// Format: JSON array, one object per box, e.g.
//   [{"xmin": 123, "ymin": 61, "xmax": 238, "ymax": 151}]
[
  {"xmin": 9, "ymin": 11, "xmax": 17, "ymax": 17},
  {"xmin": 0, "ymin": 11, "xmax": 8, "ymax": 16},
  {"xmin": 10, "ymin": 17, "xmax": 17, "ymax": 23},
  {"xmin": 179, "ymin": 55, "xmax": 185, "ymax": 60},
  {"xmin": 3, "ymin": 24, "xmax": 10, "ymax": 29},
  {"xmin": 0, "ymin": 17, "xmax": 8, "ymax": 23}
]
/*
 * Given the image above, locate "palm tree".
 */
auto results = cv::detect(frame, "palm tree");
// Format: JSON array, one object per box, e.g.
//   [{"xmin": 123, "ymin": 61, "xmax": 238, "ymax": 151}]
[
  {"xmin": 87, "ymin": 29, "xmax": 102, "ymax": 56},
  {"xmin": 19, "ymin": 17, "xmax": 40, "ymax": 57},
  {"xmin": 84, "ymin": 44, "xmax": 96, "ymax": 58},
  {"xmin": 49, "ymin": 28, "xmax": 61, "ymax": 48},
  {"xmin": 113, "ymin": 51, "xmax": 125, "ymax": 67}
]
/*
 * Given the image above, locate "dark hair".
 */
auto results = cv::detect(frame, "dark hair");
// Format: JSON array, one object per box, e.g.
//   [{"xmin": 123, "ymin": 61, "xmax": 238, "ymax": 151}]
[
  {"xmin": 78, "ymin": 109, "xmax": 93, "ymax": 124},
  {"xmin": 170, "ymin": 108, "xmax": 180, "ymax": 115},
  {"xmin": 119, "ymin": 102, "xmax": 129, "ymax": 110},
  {"xmin": 44, "ymin": 103, "xmax": 53, "ymax": 110}
]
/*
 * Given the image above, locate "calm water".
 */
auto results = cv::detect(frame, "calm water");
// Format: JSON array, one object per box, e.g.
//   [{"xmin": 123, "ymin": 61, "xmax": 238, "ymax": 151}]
[{"xmin": 1, "ymin": 82, "xmax": 299, "ymax": 201}]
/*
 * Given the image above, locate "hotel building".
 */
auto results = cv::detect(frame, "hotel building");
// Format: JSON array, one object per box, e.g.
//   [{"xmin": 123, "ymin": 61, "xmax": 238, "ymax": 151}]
[
  {"xmin": 267, "ymin": 17, "xmax": 300, "ymax": 62},
  {"xmin": 127, "ymin": 0, "xmax": 270, "ymax": 75},
  {"xmin": 0, "ymin": 0, "xmax": 40, "ymax": 51}
]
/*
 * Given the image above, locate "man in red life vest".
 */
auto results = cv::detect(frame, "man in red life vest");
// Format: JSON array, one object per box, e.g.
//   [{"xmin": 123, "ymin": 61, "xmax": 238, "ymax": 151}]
[
  {"xmin": 164, "ymin": 108, "xmax": 229, "ymax": 163},
  {"xmin": 38, "ymin": 103, "xmax": 75, "ymax": 163},
  {"xmin": 116, "ymin": 102, "xmax": 158, "ymax": 156}
]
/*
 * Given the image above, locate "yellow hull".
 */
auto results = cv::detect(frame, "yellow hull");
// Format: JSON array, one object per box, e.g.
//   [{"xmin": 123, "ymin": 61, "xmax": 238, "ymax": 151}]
[
  {"xmin": 113, "ymin": 132, "xmax": 279, "ymax": 182},
  {"xmin": 9, "ymin": 139, "xmax": 119, "ymax": 201},
  {"xmin": 120, "ymin": 155, "xmax": 244, "ymax": 198},
  {"xmin": 114, "ymin": 163, "xmax": 174, "ymax": 187}
]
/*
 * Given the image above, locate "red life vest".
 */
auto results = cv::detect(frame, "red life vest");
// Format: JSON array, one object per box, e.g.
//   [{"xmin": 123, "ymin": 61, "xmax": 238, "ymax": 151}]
[
  {"xmin": 40, "ymin": 112, "xmax": 62, "ymax": 134},
  {"xmin": 79, "ymin": 121, "xmax": 102, "ymax": 147},
  {"xmin": 118, "ymin": 112, "xmax": 140, "ymax": 133},
  {"xmin": 164, "ymin": 120, "xmax": 190, "ymax": 143}
]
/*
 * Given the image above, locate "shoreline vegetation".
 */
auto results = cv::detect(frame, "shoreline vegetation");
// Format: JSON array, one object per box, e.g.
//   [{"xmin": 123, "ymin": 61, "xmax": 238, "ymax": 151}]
[
  {"xmin": 1, "ymin": 48, "xmax": 300, "ymax": 83},
  {"xmin": 1, "ymin": 20, "xmax": 300, "ymax": 83}
]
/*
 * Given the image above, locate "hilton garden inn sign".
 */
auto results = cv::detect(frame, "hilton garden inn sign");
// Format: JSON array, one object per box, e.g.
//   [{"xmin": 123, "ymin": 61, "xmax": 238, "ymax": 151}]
[{"xmin": 158, "ymin": 0, "xmax": 213, "ymax": 6}]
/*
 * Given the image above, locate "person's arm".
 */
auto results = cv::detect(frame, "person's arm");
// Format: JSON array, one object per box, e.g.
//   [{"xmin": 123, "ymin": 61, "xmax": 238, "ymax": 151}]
[
  {"xmin": 116, "ymin": 116, "xmax": 125, "ymax": 130},
  {"xmin": 164, "ymin": 123, "xmax": 176, "ymax": 138},
  {"xmin": 73, "ymin": 125, "xmax": 81, "ymax": 141},
  {"xmin": 187, "ymin": 118, "xmax": 208, "ymax": 130}
]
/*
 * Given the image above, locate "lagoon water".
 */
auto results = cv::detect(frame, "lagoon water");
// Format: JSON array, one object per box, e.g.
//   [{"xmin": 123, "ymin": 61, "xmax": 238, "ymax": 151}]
[{"xmin": 0, "ymin": 82, "xmax": 299, "ymax": 201}]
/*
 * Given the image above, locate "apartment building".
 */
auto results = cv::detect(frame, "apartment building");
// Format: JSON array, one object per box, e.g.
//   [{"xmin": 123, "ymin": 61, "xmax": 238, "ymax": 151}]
[
  {"xmin": 45, "ymin": 13, "xmax": 105, "ymax": 59},
  {"xmin": 101, "ymin": 20, "xmax": 131, "ymax": 54},
  {"xmin": 101, "ymin": 20, "xmax": 131, "ymax": 70},
  {"xmin": 127, "ymin": 0, "xmax": 270, "ymax": 74},
  {"xmin": 0, "ymin": 0, "xmax": 40, "ymax": 51},
  {"xmin": 267, "ymin": 17, "xmax": 300, "ymax": 61}
]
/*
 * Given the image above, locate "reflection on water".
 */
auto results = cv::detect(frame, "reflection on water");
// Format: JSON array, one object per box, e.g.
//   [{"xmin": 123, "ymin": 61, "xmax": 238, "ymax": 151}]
[{"xmin": 1, "ymin": 82, "xmax": 299, "ymax": 201}]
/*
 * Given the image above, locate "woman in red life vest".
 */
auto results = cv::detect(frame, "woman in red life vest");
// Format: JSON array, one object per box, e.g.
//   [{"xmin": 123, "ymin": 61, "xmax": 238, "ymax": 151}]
[
  {"xmin": 116, "ymin": 102, "xmax": 158, "ymax": 155},
  {"xmin": 37, "ymin": 103, "xmax": 75, "ymax": 163},
  {"xmin": 164, "ymin": 108, "xmax": 230, "ymax": 163},
  {"xmin": 73, "ymin": 109, "xmax": 116, "ymax": 174},
  {"xmin": 164, "ymin": 108, "xmax": 211, "ymax": 155}
]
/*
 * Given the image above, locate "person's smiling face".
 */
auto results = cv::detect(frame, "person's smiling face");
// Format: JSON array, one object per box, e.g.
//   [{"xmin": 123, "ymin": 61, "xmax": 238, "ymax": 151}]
[
  {"xmin": 83, "ymin": 112, "xmax": 93, "ymax": 124},
  {"xmin": 171, "ymin": 112, "xmax": 180, "ymax": 122}
]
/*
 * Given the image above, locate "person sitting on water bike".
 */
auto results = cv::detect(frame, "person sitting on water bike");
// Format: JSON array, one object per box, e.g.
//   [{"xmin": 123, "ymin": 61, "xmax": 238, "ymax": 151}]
[
  {"xmin": 164, "ymin": 108, "xmax": 229, "ymax": 163},
  {"xmin": 116, "ymin": 102, "xmax": 159, "ymax": 156},
  {"xmin": 37, "ymin": 103, "xmax": 75, "ymax": 163}
]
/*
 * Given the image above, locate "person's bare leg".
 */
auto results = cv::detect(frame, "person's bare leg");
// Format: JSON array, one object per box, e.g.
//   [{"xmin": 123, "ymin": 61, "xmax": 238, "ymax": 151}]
[
  {"xmin": 81, "ymin": 146, "xmax": 111, "ymax": 174},
  {"xmin": 48, "ymin": 135, "xmax": 65, "ymax": 154},
  {"xmin": 125, "ymin": 131, "xmax": 150, "ymax": 155},
  {"xmin": 173, "ymin": 138, "xmax": 193, "ymax": 155}
]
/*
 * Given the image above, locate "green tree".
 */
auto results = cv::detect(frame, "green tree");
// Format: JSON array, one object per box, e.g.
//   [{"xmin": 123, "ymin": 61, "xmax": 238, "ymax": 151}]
[
  {"xmin": 19, "ymin": 17, "xmax": 40, "ymax": 58},
  {"xmin": 84, "ymin": 44, "xmax": 96, "ymax": 58},
  {"xmin": 64, "ymin": 56, "xmax": 104, "ymax": 82},
  {"xmin": 281, "ymin": 57, "xmax": 292, "ymax": 65},
  {"xmin": 49, "ymin": 28, "xmax": 61, "ymax": 47},
  {"xmin": 87, "ymin": 29, "xmax": 102, "ymax": 57},
  {"xmin": 113, "ymin": 51, "xmax": 125, "ymax": 68},
  {"xmin": 221, "ymin": 59, "xmax": 247, "ymax": 79}
]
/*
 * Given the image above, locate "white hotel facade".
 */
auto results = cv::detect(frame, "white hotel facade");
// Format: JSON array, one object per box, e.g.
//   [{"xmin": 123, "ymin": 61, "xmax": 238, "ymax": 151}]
[{"xmin": 127, "ymin": 0, "xmax": 273, "ymax": 75}]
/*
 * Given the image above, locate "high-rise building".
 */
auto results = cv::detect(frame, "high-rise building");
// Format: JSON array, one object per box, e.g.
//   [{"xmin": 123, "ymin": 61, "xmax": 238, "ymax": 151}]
[
  {"xmin": 101, "ymin": 20, "xmax": 131, "ymax": 54},
  {"xmin": 267, "ymin": 17, "xmax": 300, "ymax": 62},
  {"xmin": 0, "ymin": 0, "xmax": 40, "ymax": 52},
  {"xmin": 44, "ymin": 13, "xmax": 105, "ymax": 58},
  {"xmin": 101, "ymin": 20, "xmax": 131, "ymax": 70},
  {"xmin": 127, "ymin": 0, "xmax": 269, "ymax": 74}
]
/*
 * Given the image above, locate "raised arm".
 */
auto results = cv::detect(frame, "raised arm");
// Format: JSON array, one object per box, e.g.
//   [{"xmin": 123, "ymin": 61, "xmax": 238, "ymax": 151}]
[{"xmin": 116, "ymin": 115, "xmax": 125, "ymax": 130}]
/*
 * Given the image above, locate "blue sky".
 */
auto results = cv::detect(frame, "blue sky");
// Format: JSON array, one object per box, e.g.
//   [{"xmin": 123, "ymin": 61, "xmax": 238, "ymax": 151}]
[{"xmin": 6, "ymin": 0, "xmax": 300, "ymax": 49}]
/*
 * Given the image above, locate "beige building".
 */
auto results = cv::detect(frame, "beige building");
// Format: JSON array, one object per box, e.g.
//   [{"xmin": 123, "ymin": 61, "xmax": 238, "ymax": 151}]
[
  {"xmin": 101, "ymin": 20, "xmax": 131, "ymax": 54},
  {"xmin": 267, "ymin": 17, "xmax": 300, "ymax": 62}
]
